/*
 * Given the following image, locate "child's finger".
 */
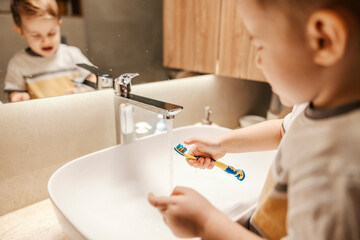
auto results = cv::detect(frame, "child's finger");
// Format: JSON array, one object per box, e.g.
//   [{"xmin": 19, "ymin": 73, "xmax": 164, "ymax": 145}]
[
  {"xmin": 184, "ymin": 137, "xmax": 202, "ymax": 145},
  {"xmin": 171, "ymin": 186, "xmax": 193, "ymax": 195},
  {"xmin": 186, "ymin": 158, "xmax": 196, "ymax": 166},
  {"xmin": 198, "ymin": 157, "xmax": 205, "ymax": 168},
  {"xmin": 148, "ymin": 193, "xmax": 174, "ymax": 208},
  {"xmin": 203, "ymin": 157, "xmax": 212, "ymax": 169},
  {"xmin": 23, "ymin": 93, "xmax": 30, "ymax": 100}
]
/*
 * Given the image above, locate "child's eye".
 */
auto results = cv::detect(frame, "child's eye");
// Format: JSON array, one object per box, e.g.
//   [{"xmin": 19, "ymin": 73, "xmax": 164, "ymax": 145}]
[
  {"xmin": 48, "ymin": 32, "xmax": 56, "ymax": 37},
  {"xmin": 32, "ymin": 34, "xmax": 41, "ymax": 39}
]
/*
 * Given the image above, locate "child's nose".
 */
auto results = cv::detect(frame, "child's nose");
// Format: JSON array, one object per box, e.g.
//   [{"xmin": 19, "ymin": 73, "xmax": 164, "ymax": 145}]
[{"xmin": 42, "ymin": 36, "xmax": 51, "ymax": 45}]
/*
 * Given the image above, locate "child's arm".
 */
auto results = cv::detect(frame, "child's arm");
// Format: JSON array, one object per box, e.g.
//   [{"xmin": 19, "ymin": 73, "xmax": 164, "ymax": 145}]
[
  {"xmin": 148, "ymin": 186, "xmax": 264, "ymax": 240},
  {"xmin": 8, "ymin": 91, "xmax": 30, "ymax": 102},
  {"xmin": 185, "ymin": 119, "xmax": 283, "ymax": 168},
  {"xmin": 4, "ymin": 58, "xmax": 29, "ymax": 102}
]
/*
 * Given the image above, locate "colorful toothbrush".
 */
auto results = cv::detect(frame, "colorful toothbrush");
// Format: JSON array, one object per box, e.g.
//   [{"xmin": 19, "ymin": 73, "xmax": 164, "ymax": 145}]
[{"xmin": 174, "ymin": 144, "xmax": 245, "ymax": 181}]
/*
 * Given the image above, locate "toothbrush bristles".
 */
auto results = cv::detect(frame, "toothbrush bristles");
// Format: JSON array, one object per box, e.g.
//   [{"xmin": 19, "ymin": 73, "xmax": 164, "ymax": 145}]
[{"xmin": 175, "ymin": 144, "xmax": 188, "ymax": 154}]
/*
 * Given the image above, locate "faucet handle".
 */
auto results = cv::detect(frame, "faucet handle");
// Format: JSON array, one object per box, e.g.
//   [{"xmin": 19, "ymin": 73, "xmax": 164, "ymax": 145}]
[
  {"xmin": 120, "ymin": 73, "xmax": 139, "ymax": 85},
  {"xmin": 114, "ymin": 73, "xmax": 139, "ymax": 97}
]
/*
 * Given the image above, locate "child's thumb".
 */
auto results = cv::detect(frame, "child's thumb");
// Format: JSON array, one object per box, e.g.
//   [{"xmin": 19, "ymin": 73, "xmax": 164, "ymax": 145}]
[{"xmin": 184, "ymin": 137, "xmax": 201, "ymax": 145}]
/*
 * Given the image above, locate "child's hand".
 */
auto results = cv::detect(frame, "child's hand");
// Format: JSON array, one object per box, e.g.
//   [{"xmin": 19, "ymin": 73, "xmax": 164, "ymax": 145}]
[
  {"xmin": 184, "ymin": 137, "xmax": 226, "ymax": 169},
  {"xmin": 9, "ymin": 92, "xmax": 30, "ymax": 102},
  {"xmin": 148, "ymin": 186, "xmax": 219, "ymax": 238},
  {"xmin": 86, "ymin": 73, "xmax": 97, "ymax": 83}
]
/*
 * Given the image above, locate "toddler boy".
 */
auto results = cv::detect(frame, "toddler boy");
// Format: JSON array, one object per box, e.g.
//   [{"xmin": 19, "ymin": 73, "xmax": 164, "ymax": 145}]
[
  {"xmin": 149, "ymin": 0, "xmax": 360, "ymax": 239},
  {"xmin": 4, "ymin": 0, "xmax": 94, "ymax": 102}
]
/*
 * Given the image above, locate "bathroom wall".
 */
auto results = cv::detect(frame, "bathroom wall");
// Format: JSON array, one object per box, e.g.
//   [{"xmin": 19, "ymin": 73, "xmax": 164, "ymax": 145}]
[
  {"xmin": 132, "ymin": 75, "xmax": 271, "ymax": 129},
  {"xmin": 0, "ymin": 14, "xmax": 88, "ymax": 103},
  {"xmin": 0, "ymin": 90, "xmax": 116, "ymax": 215},
  {"xmin": 0, "ymin": 75, "xmax": 270, "ymax": 216}
]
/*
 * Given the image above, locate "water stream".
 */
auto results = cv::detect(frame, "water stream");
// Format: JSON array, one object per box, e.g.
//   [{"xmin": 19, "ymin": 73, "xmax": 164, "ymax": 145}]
[{"xmin": 166, "ymin": 118, "xmax": 174, "ymax": 193}]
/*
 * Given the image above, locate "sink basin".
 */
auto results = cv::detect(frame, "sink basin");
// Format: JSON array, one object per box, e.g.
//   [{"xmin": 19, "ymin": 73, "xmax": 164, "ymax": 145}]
[{"xmin": 48, "ymin": 125, "xmax": 276, "ymax": 239}]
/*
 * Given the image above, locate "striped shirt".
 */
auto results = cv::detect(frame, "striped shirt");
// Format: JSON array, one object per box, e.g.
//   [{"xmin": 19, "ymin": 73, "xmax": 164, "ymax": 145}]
[{"xmin": 4, "ymin": 44, "xmax": 92, "ymax": 94}]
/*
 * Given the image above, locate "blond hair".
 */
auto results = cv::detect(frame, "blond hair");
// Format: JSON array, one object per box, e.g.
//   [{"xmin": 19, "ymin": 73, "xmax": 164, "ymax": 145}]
[{"xmin": 11, "ymin": 0, "xmax": 59, "ymax": 27}]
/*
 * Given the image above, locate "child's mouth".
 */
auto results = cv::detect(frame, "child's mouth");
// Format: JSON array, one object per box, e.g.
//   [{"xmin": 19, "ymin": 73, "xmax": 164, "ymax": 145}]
[{"xmin": 42, "ymin": 46, "xmax": 53, "ymax": 52}]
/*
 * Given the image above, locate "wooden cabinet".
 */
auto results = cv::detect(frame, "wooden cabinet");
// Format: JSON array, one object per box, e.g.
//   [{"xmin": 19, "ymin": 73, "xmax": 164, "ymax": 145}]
[
  {"xmin": 218, "ymin": 0, "xmax": 264, "ymax": 81},
  {"xmin": 163, "ymin": 0, "xmax": 265, "ymax": 82},
  {"xmin": 56, "ymin": 0, "xmax": 82, "ymax": 16},
  {"xmin": 163, "ymin": 0, "xmax": 221, "ymax": 74}
]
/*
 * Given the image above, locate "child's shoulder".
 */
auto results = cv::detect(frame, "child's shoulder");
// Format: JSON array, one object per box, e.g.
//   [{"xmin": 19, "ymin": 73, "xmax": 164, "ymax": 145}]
[
  {"xmin": 57, "ymin": 43, "xmax": 86, "ymax": 59},
  {"xmin": 282, "ymin": 102, "xmax": 360, "ymax": 165},
  {"xmin": 58, "ymin": 43, "xmax": 83, "ymax": 54},
  {"xmin": 7, "ymin": 48, "xmax": 33, "ymax": 68},
  {"xmin": 9, "ymin": 48, "xmax": 29, "ymax": 61}
]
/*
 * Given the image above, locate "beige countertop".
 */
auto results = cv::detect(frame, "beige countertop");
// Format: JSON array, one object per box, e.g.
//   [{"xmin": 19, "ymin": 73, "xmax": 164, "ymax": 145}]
[{"xmin": 0, "ymin": 199, "xmax": 67, "ymax": 240}]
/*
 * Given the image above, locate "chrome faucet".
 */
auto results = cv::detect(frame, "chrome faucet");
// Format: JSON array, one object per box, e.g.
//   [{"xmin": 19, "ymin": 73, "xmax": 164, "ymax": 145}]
[
  {"xmin": 75, "ymin": 63, "xmax": 183, "ymax": 143},
  {"xmin": 76, "ymin": 63, "xmax": 113, "ymax": 90},
  {"xmin": 114, "ymin": 73, "xmax": 183, "ymax": 144}
]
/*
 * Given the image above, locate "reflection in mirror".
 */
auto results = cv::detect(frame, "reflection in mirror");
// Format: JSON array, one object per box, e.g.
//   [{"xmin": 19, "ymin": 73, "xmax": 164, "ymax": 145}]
[{"xmin": 0, "ymin": 0, "xmax": 189, "ymax": 103}]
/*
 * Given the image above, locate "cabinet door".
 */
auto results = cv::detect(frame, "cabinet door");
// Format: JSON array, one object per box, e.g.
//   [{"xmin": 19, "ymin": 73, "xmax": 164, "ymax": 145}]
[
  {"xmin": 163, "ymin": 0, "xmax": 221, "ymax": 73},
  {"xmin": 218, "ymin": 0, "xmax": 265, "ymax": 81}
]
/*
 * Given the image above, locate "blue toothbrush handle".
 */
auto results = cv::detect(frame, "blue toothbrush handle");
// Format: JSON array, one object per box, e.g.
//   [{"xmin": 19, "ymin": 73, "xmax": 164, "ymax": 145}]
[
  {"xmin": 197, "ymin": 157, "xmax": 245, "ymax": 181},
  {"xmin": 223, "ymin": 166, "xmax": 246, "ymax": 181}
]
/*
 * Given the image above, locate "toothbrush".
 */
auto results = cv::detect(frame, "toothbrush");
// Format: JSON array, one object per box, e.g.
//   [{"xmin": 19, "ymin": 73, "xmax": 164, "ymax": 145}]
[{"xmin": 174, "ymin": 144, "xmax": 245, "ymax": 181}]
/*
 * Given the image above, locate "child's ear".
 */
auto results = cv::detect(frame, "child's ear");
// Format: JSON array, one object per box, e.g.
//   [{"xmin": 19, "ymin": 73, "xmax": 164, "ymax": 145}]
[
  {"xmin": 13, "ymin": 24, "xmax": 24, "ymax": 37},
  {"xmin": 58, "ymin": 19, "xmax": 63, "ymax": 27},
  {"xmin": 306, "ymin": 9, "xmax": 348, "ymax": 66}
]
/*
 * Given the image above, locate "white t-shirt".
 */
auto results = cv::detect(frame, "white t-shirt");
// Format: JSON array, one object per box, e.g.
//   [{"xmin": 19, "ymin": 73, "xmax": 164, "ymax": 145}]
[
  {"xmin": 4, "ymin": 44, "xmax": 92, "ymax": 92},
  {"xmin": 282, "ymin": 103, "xmax": 308, "ymax": 132},
  {"xmin": 250, "ymin": 101, "xmax": 360, "ymax": 240}
]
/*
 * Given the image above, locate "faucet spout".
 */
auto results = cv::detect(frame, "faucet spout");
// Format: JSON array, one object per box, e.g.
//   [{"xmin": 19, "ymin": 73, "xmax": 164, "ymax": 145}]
[
  {"xmin": 114, "ymin": 73, "xmax": 183, "ymax": 143},
  {"xmin": 120, "ymin": 94, "xmax": 183, "ymax": 118}
]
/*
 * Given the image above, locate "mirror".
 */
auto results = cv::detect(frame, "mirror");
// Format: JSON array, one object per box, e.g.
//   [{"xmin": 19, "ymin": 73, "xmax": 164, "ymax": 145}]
[{"xmin": 0, "ymin": 0, "xmax": 183, "ymax": 103}]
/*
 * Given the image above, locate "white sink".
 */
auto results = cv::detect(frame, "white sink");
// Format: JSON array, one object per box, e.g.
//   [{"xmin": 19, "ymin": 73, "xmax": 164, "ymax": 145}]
[{"xmin": 48, "ymin": 125, "xmax": 276, "ymax": 239}]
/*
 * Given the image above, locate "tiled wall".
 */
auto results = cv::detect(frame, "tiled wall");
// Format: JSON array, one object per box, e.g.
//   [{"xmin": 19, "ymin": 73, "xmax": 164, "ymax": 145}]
[{"xmin": 0, "ymin": 75, "xmax": 270, "ymax": 216}]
